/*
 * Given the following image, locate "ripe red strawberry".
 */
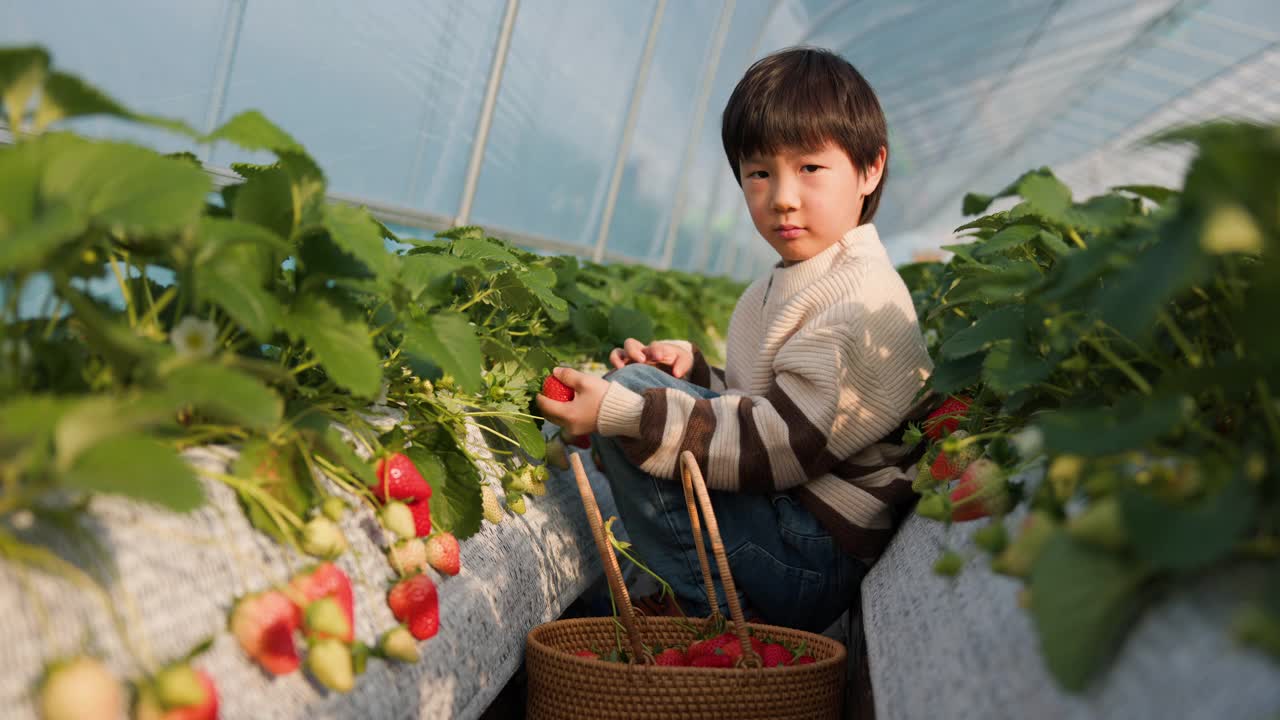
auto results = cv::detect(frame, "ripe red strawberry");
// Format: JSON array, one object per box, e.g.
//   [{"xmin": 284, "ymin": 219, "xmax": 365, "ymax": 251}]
[
  {"xmin": 923, "ymin": 395, "xmax": 971, "ymax": 440},
  {"xmin": 761, "ymin": 643, "xmax": 793, "ymax": 668},
  {"xmin": 229, "ymin": 590, "xmax": 302, "ymax": 675},
  {"xmin": 372, "ymin": 453, "xmax": 433, "ymax": 503},
  {"xmin": 567, "ymin": 434, "xmax": 591, "ymax": 449},
  {"xmin": 408, "ymin": 499, "xmax": 432, "ymax": 537},
  {"xmin": 541, "ymin": 375, "xmax": 575, "ymax": 402},
  {"xmin": 654, "ymin": 647, "xmax": 688, "ymax": 666},
  {"xmin": 719, "ymin": 634, "xmax": 765, "ymax": 662},
  {"xmin": 289, "ymin": 563, "xmax": 354, "ymax": 643},
  {"xmin": 687, "ymin": 632, "xmax": 736, "ymax": 661},
  {"xmin": 389, "ymin": 573, "xmax": 439, "ymax": 640},
  {"xmin": 930, "ymin": 434, "xmax": 979, "ymax": 482},
  {"xmin": 949, "ymin": 459, "xmax": 1010, "ymax": 522},
  {"xmin": 425, "ymin": 532, "xmax": 461, "ymax": 576},
  {"xmin": 690, "ymin": 649, "xmax": 734, "ymax": 668},
  {"xmin": 571, "ymin": 649, "xmax": 598, "ymax": 659},
  {"xmin": 793, "ymin": 655, "xmax": 816, "ymax": 665}
]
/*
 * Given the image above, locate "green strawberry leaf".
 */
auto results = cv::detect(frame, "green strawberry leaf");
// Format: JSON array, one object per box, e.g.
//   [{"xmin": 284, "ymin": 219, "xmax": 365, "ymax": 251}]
[
  {"xmin": 162, "ymin": 363, "xmax": 283, "ymax": 431},
  {"xmin": 940, "ymin": 306, "xmax": 1025, "ymax": 359},
  {"xmin": 401, "ymin": 313, "xmax": 484, "ymax": 394},
  {"xmin": 1119, "ymin": 462, "xmax": 1254, "ymax": 573},
  {"xmin": 1040, "ymin": 393, "xmax": 1188, "ymax": 456},
  {"xmin": 62, "ymin": 433, "xmax": 204, "ymax": 512},
  {"xmin": 1030, "ymin": 532, "xmax": 1151, "ymax": 692},
  {"xmin": 406, "ymin": 441, "xmax": 481, "ymax": 539},
  {"xmin": 288, "ymin": 295, "xmax": 382, "ymax": 398}
]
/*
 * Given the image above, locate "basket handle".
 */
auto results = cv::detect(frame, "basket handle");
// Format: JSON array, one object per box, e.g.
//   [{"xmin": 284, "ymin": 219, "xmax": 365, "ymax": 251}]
[
  {"xmin": 569, "ymin": 451, "xmax": 651, "ymax": 664},
  {"xmin": 677, "ymin": 450, "xmax": 761, "ymax": 669},
  {"xmin": 569, "ymin": 449, "xmax": 761, "ymax": 668}
]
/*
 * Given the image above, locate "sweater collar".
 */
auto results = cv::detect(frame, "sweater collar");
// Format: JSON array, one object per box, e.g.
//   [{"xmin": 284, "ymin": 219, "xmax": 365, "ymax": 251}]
[{"xmin": 766, "ymin": 224, "xmax": 883, "ymax": 305}]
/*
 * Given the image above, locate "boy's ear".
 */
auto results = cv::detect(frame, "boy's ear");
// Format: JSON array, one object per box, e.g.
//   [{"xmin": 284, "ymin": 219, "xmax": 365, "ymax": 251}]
[{"xmin": 860, "ymin": 146, "xmax": 887, "ymax": 196}]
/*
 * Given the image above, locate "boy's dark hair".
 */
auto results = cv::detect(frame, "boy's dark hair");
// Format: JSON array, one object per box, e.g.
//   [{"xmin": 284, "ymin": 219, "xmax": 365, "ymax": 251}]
[{"xmin": 721, "ymin": 46, "xmax": 889, "ymax": 224}]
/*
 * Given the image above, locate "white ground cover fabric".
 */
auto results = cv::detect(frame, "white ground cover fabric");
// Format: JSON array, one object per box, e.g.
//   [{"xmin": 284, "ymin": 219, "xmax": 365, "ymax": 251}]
[
  {"xmin": 0, "ymin": 418, "xmax": 604, "ymax": 719},
  {"xmin": 862, "ymin": 468, "xmax": 1280, "ymax": 720}
]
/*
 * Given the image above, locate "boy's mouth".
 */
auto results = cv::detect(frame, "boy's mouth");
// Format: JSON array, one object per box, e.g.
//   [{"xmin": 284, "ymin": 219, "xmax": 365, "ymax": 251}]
[{"xmin": 775, "ymin": 224, "xmax": 805, "ymax": 240}]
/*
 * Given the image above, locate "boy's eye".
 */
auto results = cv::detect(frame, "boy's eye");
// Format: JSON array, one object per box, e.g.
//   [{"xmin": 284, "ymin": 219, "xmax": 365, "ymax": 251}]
[
  {"xmin": 746, "ymin": 170, "xmax": 768, "ymax": 179},
  {"xmin": 801, "ymin": 164, "xmax": 822, "ymax": 173}
]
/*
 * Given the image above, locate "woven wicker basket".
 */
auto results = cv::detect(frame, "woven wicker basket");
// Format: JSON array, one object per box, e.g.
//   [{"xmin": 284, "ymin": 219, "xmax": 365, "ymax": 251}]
[{"xmin": 525, "ymin": 451, "xmax": 846, "ymax": 720}]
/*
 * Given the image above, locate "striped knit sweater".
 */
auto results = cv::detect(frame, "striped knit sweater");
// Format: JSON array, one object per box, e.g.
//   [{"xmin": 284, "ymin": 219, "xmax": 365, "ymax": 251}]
[{"xmin": 596, "ymin": 224, "xmax": 935, "ymax": 564}]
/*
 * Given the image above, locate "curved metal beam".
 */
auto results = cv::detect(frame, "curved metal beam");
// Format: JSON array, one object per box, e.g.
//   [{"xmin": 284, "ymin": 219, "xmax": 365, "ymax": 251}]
[{"xmin": 455, "ymin": 0, "xmax": 520, "ymax": 227}]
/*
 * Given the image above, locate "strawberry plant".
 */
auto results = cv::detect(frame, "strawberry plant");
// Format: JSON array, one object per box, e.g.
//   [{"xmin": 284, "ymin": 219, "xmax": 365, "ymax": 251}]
[
  {"xmin": 0, "ymin": 44, "xmax": 744, "ymax": 705},
  {"xmin": 902, "ymin": 121, "xmax": 1280, "ymax": 691}
]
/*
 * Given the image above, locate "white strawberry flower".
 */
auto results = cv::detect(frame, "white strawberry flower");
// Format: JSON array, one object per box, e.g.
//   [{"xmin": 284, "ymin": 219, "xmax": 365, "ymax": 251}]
[
  {"xmin": 1010, "ymin": 426, "xmax": 1044, "ymax": 459},
  {"xmin": 923, "ymin": 328, "xmax": 939, "ymax": 348},
  {"xmin": 169, "ymin": 316, "xmax": 218, "ymax": 358}
]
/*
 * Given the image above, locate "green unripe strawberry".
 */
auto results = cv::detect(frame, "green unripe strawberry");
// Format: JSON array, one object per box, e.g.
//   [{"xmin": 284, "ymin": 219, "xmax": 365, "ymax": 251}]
[
  {"xmin": 1067, "ymin": 497, "xmax": 1128, "ymax": 551},
  {"xmin": 991, "ymin": 511, "xmax": 1057, "ymax": 578},
  {"xmin": 307, "ymin": 639, "xmax": 354, "ymax": 693},
  {"xmin": 911, "ymin": 456, "xmax": 939, "ymax": 493},
  {"xmin": 388, "ymin": 538, "xmax": 428, "ymax": 575},
  {"xmin": 916, "ymin": 492, "xmax": 949, "ymax": 521},
  {"xmin": 301, "ymin": 517, "xmax": 348, "ymax": 560},
  {"xmin": 380, "ymin": 501, "xmax": 416, "ymax": 538},
  {"xmin": 933, "ymin": 550, "xmax": 964, "ymax": 577},
  {"xmin": 321, "ymin": 497, "xmax": 347, "ymax": 522},
  {"xmin": 973, "ymin": 520, "xmax": 1009, "ymax": 554},
  {"xmin": 305, "ymin": 597, "xmax": 352, "ymax": 640},
  {"xmin": 379, "ymin": 626, "xmax": 420, "ymax": 663},
  {"xmin": 545, "ymin": 436, "xmax": 570, "ymax": 470},
  {"xmin": 481, "ymin": 485, "xmax": 503, "ymax": 524},
  {"xmin": 507, "ymin": 495, "xmax": 526, "ymax": 515}
]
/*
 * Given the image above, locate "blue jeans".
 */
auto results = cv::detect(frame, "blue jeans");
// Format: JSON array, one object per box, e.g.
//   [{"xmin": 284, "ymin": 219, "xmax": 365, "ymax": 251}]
[{"xmin": 590, "ymin": 363, "xmax": 866, "ymax": 633}]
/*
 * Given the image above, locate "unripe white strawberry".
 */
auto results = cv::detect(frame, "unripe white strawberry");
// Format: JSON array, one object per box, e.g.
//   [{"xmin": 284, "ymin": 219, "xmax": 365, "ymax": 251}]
[
  {"xmin": 307, "ymin": 639, "xmax": 354, "ymax": 693},
  {"xmin": 388, "ymin": 538, "xmax": 428, "ymax": 575},
  {"xmin": 379, "ymin": 625, "xmax": 420, "ymax": 663},
  {"xmin": 301, "ymin": 516, "xmax": 347, "ymax": 559},
  {"xmin": 380, "ymin": 501, "xmax": 416, "ymax": 538},
  {"xmin": 481, "ymin": 485, "xmax": 503, "ymax": 525},
  {"xmin": 39, "ymin": 656, "xmax": 124, "ymax": 720},
  {"xmin": 545, "ymin": 436, "xmax": 570, "ymax": 470}
]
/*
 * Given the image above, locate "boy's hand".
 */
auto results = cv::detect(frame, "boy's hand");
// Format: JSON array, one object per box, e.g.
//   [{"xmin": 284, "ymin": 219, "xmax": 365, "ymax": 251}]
[
  {"xmin": 608, "ymin": 339, "xmax": 693, "ymax": 379},
  {"xmin": 535, "ymin": 367, "xmax": 610, "ymax": 437}
]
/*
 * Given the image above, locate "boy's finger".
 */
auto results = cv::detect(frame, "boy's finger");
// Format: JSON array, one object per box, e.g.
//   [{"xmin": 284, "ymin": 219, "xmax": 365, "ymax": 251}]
[
  {"xmin": 670, "ymin": 354, "xmax": 691, "ymax": 379},
  {"xmin": 624, "ymin": 338, "xmax": 647, "ymax": 364},
  {"xmin": 608, "ymin": 349, "xmax": 627, "ymax": 369},
  {"xmin": 553, "ymin": 366, "xmax": 587, "ymax": 390}
]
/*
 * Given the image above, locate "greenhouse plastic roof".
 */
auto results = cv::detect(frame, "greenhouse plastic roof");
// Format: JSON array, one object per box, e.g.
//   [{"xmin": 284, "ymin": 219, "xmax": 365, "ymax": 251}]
[{"xmin": 3, "ymin": 0, "xmax": 1278, "ymax": 277}]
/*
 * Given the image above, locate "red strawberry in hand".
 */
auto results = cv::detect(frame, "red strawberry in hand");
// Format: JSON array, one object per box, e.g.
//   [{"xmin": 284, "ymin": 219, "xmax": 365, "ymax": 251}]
[
  {"xmin": 541, "ymin": 375, "xmax": 575, "ymax": 402},
  {"xmin": 923, "ymin": 396, "xmax": 971, "ymax": 440},
  {"xmin": 373, "ymin": 453, "xmax": 433, "ymax": 503},
  {"xmin": 389, "ymin": 573, "xmax": 440, "ymax": 641},
  {"xmin": 229, "ymin": 590, "xmax": 302, "ymax": 675},
  {"xmin": 288, "ymin": 563, "xmax": 354, "ymax": 642},
  {"xmin": 425, "ymin": 532, "xmax": 461, "ymax": 576},
  {"xmin": 567, "ymin": 434, "xmax": 591, "ymax": 449}
]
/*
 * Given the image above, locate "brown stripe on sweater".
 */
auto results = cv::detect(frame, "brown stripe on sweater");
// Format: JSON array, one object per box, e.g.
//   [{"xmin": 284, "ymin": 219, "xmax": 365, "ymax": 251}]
[
  {"xmin": 682, "ymin": 398, "xmax": 717, "ymax": 475},
  {"xmin": 736, "ymin": 397, "xmax": 775, "ymax": 494},
  {"xmin": 617, "ymin": 389, "xmax": 669, "ymax": 468},
  {"xmin": 858, "ymin": 476, "xmax": 918, "ymax": 508},
  {"xmin": 687, "ymin": 347, "xmax": 711, "ymax": 388},
  {"xmin": 792, "ymin": 485, "xmax": 896, "ymax": 560},
  {"xmin": 766, "ymin": 383, "xmax": 840, "ymax": 479}
]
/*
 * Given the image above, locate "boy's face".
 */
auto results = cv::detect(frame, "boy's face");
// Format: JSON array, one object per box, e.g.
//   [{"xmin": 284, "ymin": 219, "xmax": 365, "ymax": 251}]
[{"xmin": 739, "ymin": 140, "xmax": 884, "ymax": 264}]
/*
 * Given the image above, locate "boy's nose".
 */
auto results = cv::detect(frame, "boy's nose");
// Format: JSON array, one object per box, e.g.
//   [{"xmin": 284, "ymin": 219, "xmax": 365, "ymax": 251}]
[{"xmin": 771, "ymin": 183, "xmax": 799, "ymax": 213}]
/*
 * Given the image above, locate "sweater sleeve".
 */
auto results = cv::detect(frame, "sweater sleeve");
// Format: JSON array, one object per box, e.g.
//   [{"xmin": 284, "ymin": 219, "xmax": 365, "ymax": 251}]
[{"xmin": 596, "ymin": 316, "xmax": 930, "ymax": 493}]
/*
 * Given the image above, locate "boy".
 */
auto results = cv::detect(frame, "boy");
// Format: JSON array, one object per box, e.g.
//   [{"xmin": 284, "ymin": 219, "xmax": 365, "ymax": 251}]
[{"xmin": 537, "ymin": 47, "xmax": 933, "ymax": 633}]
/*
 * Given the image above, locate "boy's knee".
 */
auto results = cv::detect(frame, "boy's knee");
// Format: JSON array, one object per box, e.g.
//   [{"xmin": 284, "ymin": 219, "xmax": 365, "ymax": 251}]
[{"xmin": 603, "ymin": 363, "xmax": 669, "ymax": 392}]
